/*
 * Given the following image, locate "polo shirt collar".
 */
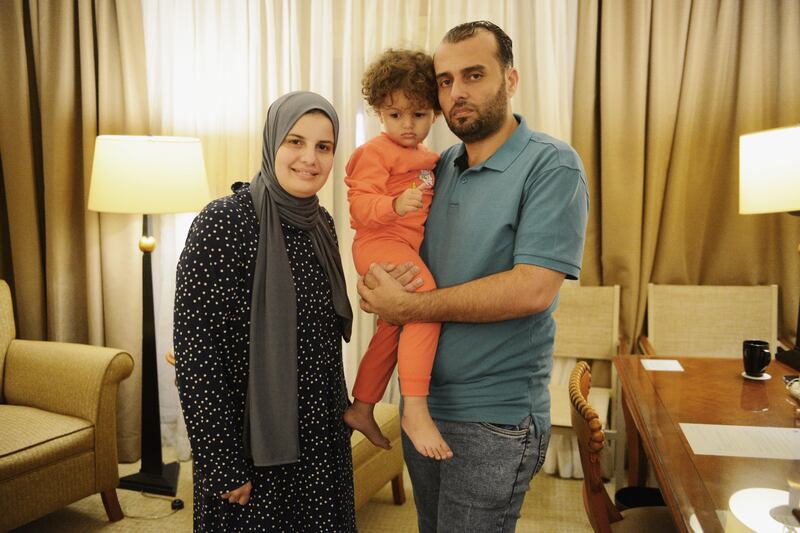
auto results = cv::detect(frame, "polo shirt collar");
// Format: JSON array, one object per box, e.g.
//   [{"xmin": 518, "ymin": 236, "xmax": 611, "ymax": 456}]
[{"xmin": 453, "ymin": 114, "xmax": 531, "ymax": 172}]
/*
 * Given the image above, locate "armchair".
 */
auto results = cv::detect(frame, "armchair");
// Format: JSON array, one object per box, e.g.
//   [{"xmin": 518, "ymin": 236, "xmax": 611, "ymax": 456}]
[{"xmin": 0, "ymin": 280, "xmax": 134, "ymax": 531}]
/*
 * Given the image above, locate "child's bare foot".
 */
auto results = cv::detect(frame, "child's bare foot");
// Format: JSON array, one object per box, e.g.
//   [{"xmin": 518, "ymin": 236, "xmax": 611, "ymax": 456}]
[
  {"xmin": 344, "ymin": 400, "xmax": 391, "ymax": 450},
  {"xmin": 402, "ymin": 396, "xmax": 453, "ymax": 460}
]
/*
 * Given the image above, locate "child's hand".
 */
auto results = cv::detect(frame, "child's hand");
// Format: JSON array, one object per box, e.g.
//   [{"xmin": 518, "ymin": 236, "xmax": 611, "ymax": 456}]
[{"xmin": 393, "ymin": 187, "xmax": 423, "ymax": 216}]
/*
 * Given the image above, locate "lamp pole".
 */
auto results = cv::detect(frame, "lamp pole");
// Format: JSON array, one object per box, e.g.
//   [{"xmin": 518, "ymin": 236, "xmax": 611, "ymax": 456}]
[
  {"xmin": 88, "ymin": 135, "xmax": 209, "ymax": 496},
  {"xmin": 117, "ymin": 214, "xmax": 180, "ymax": 495}
]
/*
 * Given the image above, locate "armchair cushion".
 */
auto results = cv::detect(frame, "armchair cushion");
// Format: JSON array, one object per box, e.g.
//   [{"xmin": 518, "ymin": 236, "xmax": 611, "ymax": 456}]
[{"xmin": 0, "ymin": 405, "xmax": 93, "ymax": 481}]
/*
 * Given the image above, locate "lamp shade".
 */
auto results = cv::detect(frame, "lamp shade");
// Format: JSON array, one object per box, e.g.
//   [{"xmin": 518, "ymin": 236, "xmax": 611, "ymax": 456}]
[
  {"xmin": 739, "ymin": 125, "xmax": 800, "ymax": 214},
  {"xmin": 88, "ymin": 135, "xmax": 210, "ymax": 214}
]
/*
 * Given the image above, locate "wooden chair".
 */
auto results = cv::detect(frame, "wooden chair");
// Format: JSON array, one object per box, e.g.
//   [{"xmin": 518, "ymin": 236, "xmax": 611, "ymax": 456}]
[
  {"xmin": 549, "ymin": 284, "xmax": 625, "ymax": 484},
  {"xmin": 639, "ymin": 283, "xmax": 778, "ymax": 357},
  {"xmin": 570, "ymin": 362, "xmax": 677, "ymax": 533}
]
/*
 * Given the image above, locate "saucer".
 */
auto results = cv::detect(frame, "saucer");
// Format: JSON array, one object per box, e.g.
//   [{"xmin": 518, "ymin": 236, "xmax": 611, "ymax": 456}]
[{"xmin": 741, "ymin": 371, "xmax": 771, "ymax": 381}]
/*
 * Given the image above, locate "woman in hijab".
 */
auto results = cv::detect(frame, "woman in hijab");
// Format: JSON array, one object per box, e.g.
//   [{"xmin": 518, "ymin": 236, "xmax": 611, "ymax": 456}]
[{"xmin": 174, "ymin": 91, "xmax": 356, "ymax": 532}]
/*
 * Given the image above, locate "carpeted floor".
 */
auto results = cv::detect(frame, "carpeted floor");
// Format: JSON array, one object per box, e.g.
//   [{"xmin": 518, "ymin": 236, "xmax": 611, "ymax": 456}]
[{"xmin": 12, "ymin": 448, "xmax": 592, "ymax": 532}]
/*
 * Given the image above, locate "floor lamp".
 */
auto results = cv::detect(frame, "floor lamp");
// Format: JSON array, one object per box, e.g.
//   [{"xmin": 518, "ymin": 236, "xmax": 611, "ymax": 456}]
[
  {"xmin": 88, "ymin": 135, "xmax": 210, "ymax": 495},
  {"xmin": 739, "ymin": 125, "xmax": 800, "ymax": 371}
]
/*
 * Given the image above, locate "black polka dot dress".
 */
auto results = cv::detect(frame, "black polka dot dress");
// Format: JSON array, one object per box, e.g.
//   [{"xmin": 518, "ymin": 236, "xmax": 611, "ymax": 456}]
[{"xmin": 174, "ymin": 182, "xmax": 356, "ymax": 532}]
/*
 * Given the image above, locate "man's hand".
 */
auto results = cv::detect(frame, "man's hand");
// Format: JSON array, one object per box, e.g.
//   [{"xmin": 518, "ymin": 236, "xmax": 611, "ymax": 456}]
[
  {"xmin": 358, "ymin": 263, "xmax": 419, "ymax": 324},
  {"xmin": 393, "ymin": 187, "xmax": 423, "ymax": 216},
  {"xmin": 221, "ymin": 481, "xmax": 252, "ymax": 505},
  {"xmin": 377, "ymin": 261, "xmax": 423, "ymax": 292}
]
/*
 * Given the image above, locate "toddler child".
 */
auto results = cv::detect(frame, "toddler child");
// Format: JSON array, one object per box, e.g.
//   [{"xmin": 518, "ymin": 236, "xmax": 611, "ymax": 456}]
[{"xmin": 343, "ymin": 49, "xmax": 452, "ymax": 460}]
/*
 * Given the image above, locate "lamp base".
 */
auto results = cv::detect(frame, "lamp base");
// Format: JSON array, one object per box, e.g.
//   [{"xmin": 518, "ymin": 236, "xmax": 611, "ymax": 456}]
[
  {"xmin": 118, "ymin": 462, "xmax": 180, "ymax": 497},
  {"xmin": 776, "ymin": 346, "xmax": 800, "ymax": 373}
]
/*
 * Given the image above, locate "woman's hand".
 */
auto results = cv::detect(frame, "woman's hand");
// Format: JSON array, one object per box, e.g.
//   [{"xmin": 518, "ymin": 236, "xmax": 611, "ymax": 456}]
[
  {"xmin": 221, "ymin": 481, "xmax": 252, "ymax": 505},
  {"xmin": 393, "ymin": 187, "xmax": 423, "ymax": 215}
]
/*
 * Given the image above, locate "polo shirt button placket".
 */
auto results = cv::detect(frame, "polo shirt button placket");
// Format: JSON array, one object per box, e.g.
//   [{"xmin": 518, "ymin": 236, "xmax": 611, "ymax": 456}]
[{"xmin": 460, "ymin": 177, "xmax": 468, "ymax": 184}]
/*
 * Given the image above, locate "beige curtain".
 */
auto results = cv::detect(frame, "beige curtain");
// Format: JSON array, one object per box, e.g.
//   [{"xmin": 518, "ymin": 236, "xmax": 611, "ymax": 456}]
[
  {"xmin": 0, "ymin": 0, "xmax": 150, "ymax": 461},
  {"xmin": 574, "ymin": 0, "xmax": 800, "ymax": 346}
]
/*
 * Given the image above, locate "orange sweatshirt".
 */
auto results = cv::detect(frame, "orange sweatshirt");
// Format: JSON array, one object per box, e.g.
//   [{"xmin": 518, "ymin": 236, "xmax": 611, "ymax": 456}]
[{"xmin": 345, "ymin": 133, "xmax": 440, "ymax": 251}]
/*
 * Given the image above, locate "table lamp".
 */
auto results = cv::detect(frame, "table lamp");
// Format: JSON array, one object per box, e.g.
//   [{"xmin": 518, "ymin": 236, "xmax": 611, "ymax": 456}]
[
  {"xmin": 88, "ymin": 135, "xmax": 210, "ymax": 495},
  {"xmin": 739, "ymin": 125, "xmax": 800, "ymax": 371}
]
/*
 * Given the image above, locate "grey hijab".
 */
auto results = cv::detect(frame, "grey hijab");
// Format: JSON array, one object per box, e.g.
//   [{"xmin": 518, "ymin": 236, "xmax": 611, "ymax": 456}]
[{"xmin": 244, "ymin": 91, "xmax": 352, "ymax": 466}]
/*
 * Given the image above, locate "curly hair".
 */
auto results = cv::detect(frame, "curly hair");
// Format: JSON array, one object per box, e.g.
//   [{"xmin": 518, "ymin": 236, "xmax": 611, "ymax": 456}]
[{"xmin": 361, "ymin": 49, "xmax": 440, "ymax": 113}]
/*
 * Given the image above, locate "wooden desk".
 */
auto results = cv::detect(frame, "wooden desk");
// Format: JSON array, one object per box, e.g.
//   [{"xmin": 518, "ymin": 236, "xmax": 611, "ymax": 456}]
[{"xmin": 614, "ymin": 356, "xmax": 799, "ymax": 532}]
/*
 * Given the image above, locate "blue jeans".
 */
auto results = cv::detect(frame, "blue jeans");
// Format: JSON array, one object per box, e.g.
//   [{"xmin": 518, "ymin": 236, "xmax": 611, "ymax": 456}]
[{"xmin": 402, "ymin": 416, "xmax": 550, "ymax": 533}]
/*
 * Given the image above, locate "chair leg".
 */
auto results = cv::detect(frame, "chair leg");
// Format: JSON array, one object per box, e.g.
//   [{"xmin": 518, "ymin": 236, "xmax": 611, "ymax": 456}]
[
  {"xmin": 391, "ymin": 474, "xmax": 406, "ymax": 505},
  {"xmin": 101, "ymin": 489, "xmax": 124, "ymax": 522}
]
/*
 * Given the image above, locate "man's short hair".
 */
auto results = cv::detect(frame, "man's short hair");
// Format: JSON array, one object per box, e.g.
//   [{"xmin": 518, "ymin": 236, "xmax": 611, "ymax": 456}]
[{"xmin": 441, "ymin": 21, "xmax": 513, "ymax": 69}]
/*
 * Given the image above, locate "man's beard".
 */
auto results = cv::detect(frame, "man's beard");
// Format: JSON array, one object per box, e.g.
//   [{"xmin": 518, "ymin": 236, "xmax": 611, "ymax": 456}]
[{"xmin": 445, "ymin": 81, "xmax": 508, "ymax": 143}]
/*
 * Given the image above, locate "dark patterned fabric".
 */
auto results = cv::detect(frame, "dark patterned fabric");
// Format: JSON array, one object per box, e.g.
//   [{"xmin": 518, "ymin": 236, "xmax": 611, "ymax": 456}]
[{"xmin": 174, "ymin": 183, "xmax": 356, "ymax": 532}]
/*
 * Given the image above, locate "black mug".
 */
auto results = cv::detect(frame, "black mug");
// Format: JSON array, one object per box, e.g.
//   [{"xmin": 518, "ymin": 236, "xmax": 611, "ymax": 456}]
[{"xmin": 742, "ymin": 340, "xmax": 771, "ymax": 377}]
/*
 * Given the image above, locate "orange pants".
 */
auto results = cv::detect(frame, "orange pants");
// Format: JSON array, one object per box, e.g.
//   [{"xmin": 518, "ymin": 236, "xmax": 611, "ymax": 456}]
[{"xmin": 351, "ymin": 238, "xmax": 440, "ymax": 401}]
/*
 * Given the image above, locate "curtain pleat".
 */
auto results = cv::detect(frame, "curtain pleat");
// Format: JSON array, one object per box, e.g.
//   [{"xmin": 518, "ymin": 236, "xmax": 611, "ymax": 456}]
[
  {"xmin": 0, "ymin": 0, "xmax": 47, "ymax": 340},
  {"xmin": 0, "ymin": 165, "xmax": 13, "ymax": 289}
]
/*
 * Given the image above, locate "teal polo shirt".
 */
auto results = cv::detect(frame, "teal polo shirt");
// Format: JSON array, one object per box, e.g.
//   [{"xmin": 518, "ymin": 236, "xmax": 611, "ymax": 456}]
[{"xmin": 420, "ymin": 115, "xmax": 589, "ymax": 434}]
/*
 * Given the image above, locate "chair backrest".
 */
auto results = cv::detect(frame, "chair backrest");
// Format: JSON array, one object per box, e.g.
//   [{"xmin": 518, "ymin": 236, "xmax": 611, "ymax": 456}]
[
  {"xmin": 553, "ymin": 283, "xmax": 621, "ymax": 360},
  {"xmin": 0, "ymin": 280, "xmax": 17, "ymax": 401},
  {"xmin": 647, "ymin": 283, "xmax": 778, "ymax": 358},
  {"xmin": 570, "ymin": 361, "xmax": 622, "ymax": 533}
]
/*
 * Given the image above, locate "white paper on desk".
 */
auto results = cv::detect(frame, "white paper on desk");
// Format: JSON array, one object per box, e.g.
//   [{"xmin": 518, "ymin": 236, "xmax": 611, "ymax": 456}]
[
  {"xmin": 680, "ymin": 423, "xmax": 800, "ymax": 460},
  {"xmin": 640, "ymin": 359, "xmax": 684, "ymax": 371}
]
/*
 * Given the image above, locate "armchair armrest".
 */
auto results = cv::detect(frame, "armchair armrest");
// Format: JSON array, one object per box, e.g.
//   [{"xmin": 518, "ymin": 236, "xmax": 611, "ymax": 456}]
[
  {"xmin": 638, "ymin": 335, "xmax": 656, "ymax": 356},
  {"xmin": 3, "ymin": 339, "xmax": 133, "ymax": 423}
]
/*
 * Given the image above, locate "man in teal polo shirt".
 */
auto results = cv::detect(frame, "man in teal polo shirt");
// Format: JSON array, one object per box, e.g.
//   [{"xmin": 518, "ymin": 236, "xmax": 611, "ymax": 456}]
[{"xmin": 358, "ymin": 21, "xmax": 588, "ymax": 533}]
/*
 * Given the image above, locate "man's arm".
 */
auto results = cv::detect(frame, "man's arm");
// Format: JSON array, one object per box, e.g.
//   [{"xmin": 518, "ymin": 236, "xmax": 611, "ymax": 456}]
[{"xmin": 358, "ymin": 262, "xmax": 565, "ymax": 324}]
